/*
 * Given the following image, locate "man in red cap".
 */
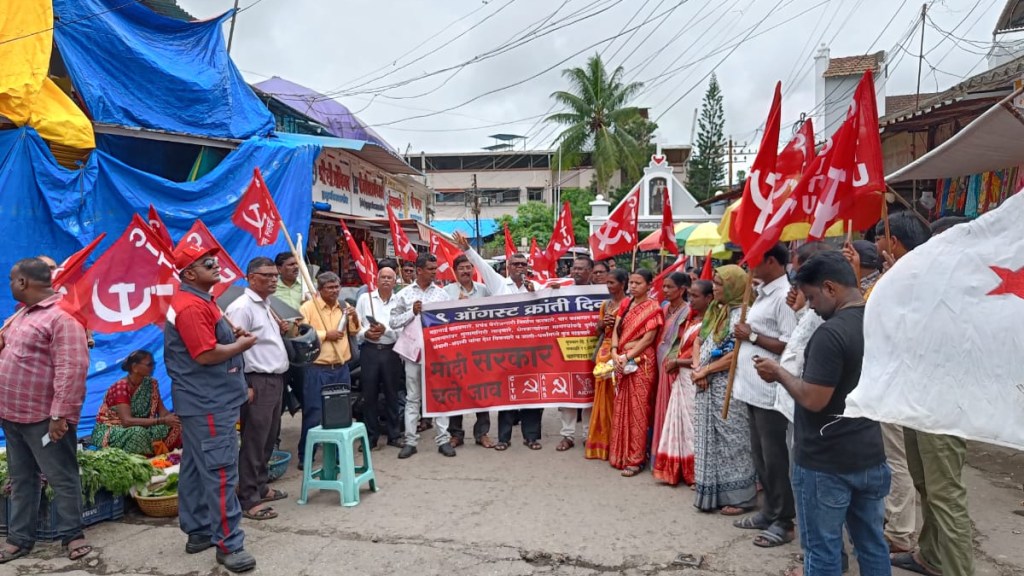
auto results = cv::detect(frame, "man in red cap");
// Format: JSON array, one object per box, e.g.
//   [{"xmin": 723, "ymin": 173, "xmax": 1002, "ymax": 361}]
[{"xmin": 164, "ymin": 243, "xmax": 257, "ymax": 573}]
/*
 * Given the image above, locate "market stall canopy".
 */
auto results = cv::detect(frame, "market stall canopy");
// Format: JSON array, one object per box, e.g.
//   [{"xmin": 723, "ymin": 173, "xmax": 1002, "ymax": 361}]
[
  {"xmin": 431, "ymin": 219, "xmax": 499, "ymax": 240},
  {"xmin": 271, "ymin": 132, "xmax": 416, "ymax": 176},
  {"xmin": 52, "ymin": 0, "xmax": 274, "ymax": 140},
  {"xmin": 253, "ymin": 77, "xmax": 418, "ymax": 175},
  {"xmin": 888, "ymin": 87, "xmax": 1024, "ymax": 182},
  {"xmin": 313, "ymin": 211, "xmax": 441, "ymax": 246}
]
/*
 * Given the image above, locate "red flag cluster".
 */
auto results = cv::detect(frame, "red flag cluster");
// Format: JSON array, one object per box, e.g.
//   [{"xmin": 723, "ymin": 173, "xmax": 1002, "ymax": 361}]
[
  {"xmin": 590, "ymin": 185, "xmax": 640, "ymax": 261},
  {"xmin": 386, "ymin": 205, "xmax": 419, "ymax": 262},
  {"xmin": 735, "ymin": 72, "xmax": 885, "ymax": 266}
]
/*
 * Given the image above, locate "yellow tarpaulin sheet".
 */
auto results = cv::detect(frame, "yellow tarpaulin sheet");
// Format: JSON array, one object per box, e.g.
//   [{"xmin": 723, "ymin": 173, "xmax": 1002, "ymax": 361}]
[{"xmin": 0, "ymin": 1, "xmax": 94, "ymax": 149}]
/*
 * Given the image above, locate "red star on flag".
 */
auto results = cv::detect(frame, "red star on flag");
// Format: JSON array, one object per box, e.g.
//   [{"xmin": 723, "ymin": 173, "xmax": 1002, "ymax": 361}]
[{"xmin": 987, "ymin": 266, "xmax": 1024, "ymax": 300}]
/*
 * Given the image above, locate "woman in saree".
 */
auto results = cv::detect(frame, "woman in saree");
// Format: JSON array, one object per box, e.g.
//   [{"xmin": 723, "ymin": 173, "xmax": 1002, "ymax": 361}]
[
  {"xmin": 93, "ymin": 350, "xmax": 181, "ymax": 456},
  {"xmin": 691, "ymin": 265, "xmax": 758, "ymax": 513},
  {"xmin": 653, "ymin": 279, "xmax": 714, "ymax": 486},
  {"xmin": 586, "ymin": 268, "xmax": 629, "ymax": 460},
  {"xmin": 608, "ymin": 270, "xmax": 664, "ymax": 476},
  {"xmin": 651, "ymin": 272, "xmax": 691, "ymax": 463}
]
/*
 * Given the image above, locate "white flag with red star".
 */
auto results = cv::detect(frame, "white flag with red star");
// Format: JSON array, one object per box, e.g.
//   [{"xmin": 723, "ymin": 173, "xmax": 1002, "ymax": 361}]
[{"xmin": 846, "ymin": 190, "xmax": 1024, "ymax": 450}]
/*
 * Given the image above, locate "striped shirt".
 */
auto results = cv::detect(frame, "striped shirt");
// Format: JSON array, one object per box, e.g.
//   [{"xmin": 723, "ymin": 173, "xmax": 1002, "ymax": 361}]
[
  {"xmin": 734, "ymin": 275, "xmax": 798, "ymax": 410},
  {"xmin": 0, "ymin": 294, "xmax": 90, "ymax": 423}
]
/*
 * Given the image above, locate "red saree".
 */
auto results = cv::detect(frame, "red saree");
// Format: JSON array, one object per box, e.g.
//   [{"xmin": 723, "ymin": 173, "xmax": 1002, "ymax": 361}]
[{"xmin": 608, "ymin": 298, "xmax": 664, "ymax": 470}]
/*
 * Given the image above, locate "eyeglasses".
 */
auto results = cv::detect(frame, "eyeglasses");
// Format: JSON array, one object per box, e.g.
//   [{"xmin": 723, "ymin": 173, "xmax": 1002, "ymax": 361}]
[
  {"xmin": 510, "ymin": 262, "xmax": 528, "ymax": 267},
  {"xmin": 251, "ymin": 272, "xmax": 280, "ymax": 280},
  {"xmin": 189, "ymin": 257, "xmax": 219, "ymax": 271}
]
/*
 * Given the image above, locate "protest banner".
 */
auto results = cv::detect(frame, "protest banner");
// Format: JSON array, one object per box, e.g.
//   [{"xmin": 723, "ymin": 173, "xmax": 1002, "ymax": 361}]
[{"xmin": 420, "ymin": 285, "xmax": 606, "ymax": 416}]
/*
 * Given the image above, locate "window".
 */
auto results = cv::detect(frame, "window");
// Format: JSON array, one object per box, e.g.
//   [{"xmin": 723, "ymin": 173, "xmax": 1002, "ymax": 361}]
[
  {"xmin": 527, "ymin": 188, "xmax": 544, "ymax": 202},
  {"xmin": 435, "ymin": 192, "xmax": 465, "ymax": 204}
]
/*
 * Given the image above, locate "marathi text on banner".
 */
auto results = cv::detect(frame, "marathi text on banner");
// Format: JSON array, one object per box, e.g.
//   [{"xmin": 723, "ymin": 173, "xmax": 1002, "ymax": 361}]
[{"xmin": 420, "ymin": 285, "xmax": 606, "ymax": 416}]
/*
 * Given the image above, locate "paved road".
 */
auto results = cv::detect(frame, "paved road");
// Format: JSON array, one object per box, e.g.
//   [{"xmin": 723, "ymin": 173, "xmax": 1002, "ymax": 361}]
[{"xmin": 5, "ymin": 412, "xmax": 1024, "ymax": 575}]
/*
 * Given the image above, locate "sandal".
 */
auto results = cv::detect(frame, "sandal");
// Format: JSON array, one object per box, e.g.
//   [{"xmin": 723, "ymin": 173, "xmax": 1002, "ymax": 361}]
[
  {"xmin": 494, "ymin": 442, "xmax": 510, "ymax": 451},
  {"xmin": 450, "ymin": 436, "xmax": 464, "ymax": 448},
  {"xmin": 753, "ymin": 522, "xmax": 795, "ymax": 548},
  {"xmin": 733, "ymin": 512, "xmax": 771, "ymax": 529},
  {"xmin": 720, "ymin": 505, "xmax": 755, "ymax": 517},
  {"xmin": 523, "ymin": 440, "xmax": 542, "ymax": 450},
  {"xmin": 783, "ymin": 567, "xmax": 803, "ymax": 576},
  {"xmin": 890, "ymin": 551, "xmax": 941, "ymax": 576},
  {"xmin": 261, "ymin": 488, "xmax": 288, "ymax": 503},
  {"xmin": 65, "ymin": 539, "xmax": 92, "ymax": 561},
  {"xmin": 475, "ymin": 435, "xmax": 497, "ymax": 448},
  {"xmin": 243, "ymin": 506, "xmax": 278, "ymax": 521},
  {"xmin": 621, "ymin": 466, "xmax": 642, "ymax": 477},
  {"xmin": 0, "ymin": 546, "xmax": 31, "ymax": 564},
  {"xmin": 556, "ymin": 437, "xmax": 575, "ymax": 452}
]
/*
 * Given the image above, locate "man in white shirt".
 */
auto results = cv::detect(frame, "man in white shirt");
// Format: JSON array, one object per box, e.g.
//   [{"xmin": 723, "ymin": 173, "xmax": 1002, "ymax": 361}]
[
  {"xmin": 732, "ymin": 243, "xmax": 798, "ymax": 545},
  {"xmin": 390, "ymin": 254, "xmax": 455, "ymax": 458},
  {"xmin": 355, "ymin": 260, "xmax": 403, "ymax": 451},
  {"xmin": 557, "ymin": 256, "xmax": 594, "ymax": 453},
  {"xmin": 225, "ymin": 257, "xmax": 291, "ymax": 521},
  {"xmin": 444, "ymin": 254, "xmax": 495, "ymax": 448}
]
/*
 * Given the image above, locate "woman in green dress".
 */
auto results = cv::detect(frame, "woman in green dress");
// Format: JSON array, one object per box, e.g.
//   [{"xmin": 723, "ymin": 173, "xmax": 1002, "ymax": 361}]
[{"xmin": 93, "ymin": 350, "xmax": 181, "ymax": 456}]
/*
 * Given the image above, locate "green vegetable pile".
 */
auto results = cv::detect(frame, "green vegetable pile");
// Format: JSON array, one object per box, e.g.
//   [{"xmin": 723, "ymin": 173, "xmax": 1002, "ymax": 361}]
[
  {"xmin": 78, "ymin": 449, "xmax": 156, "ymax": 504},
  {"xmin": 138, "ymin": 473, "xmax": 178, "ymax": 498}
]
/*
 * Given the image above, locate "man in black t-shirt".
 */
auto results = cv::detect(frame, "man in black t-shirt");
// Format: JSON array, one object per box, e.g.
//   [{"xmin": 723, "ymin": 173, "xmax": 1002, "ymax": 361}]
[{"xmin": 753, "ymin": 251, "xmax": 891, "ymax": 576}]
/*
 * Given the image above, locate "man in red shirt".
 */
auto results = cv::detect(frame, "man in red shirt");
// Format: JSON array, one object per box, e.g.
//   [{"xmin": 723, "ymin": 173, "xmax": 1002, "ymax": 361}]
[
  {"xmin": 0, "ymin": 258, "xmax": 91, "ymax": 563},
  {"xmin": 164, "ymin": 244, "xmax": 257, "ymax": 573}
]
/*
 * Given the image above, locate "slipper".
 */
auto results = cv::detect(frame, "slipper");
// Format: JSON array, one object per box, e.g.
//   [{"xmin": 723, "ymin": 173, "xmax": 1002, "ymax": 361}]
[
  {"xmin": 621, "ymin": 466, "xmax": 642, "ymax": 477},
  {"xmin": 783, "ymin": 567, "xmax": 803, "ymax": 576},
  {"xmin": 753, "ymin": 523, "xmax": 795, "ymax": 548},
  {"xmin": 891, "ymin": 552, "xmax": 941, "ymax": 576},
  {"xmin": 734, "ymin": 512, "xmax": 771, "ymax": 529},
  {"xmin": 494, "ymin": 442, "xmax": 510, "ymax": 451},
  {"xmin": 556, "ymin": 437, "xmax": 575, "ymax": 452},
  {"xmin": 720, "ymin": 505, "xmax": 755, "ymax": 518},
  {"xmin": 0, "ymin": 546, "xmax": 30, "ymax": 564},
  {"xmin": 449, "ymin": 436, "xmax": 465, "ymax": 448},
  {"xmin": 523, "ymin": 440, "xmax": 542, "ymax": 450},
  {"xmin": 671, "ymin": 553, "xmax": 703, "ymax": 568},
  {"xmin": 65, "ymin": 541, "xmax": 92, "ymax": 561},
  {"xmin": 475, "ymin": 435, "xmax": 497, "ymax": 448},
  {"xmin": 243, "ymin": 506, "xmax": 278, "ymax": 521},
  {"xmin": 261, "ymin": 488, "xmax": 288, "ymax": 503}
]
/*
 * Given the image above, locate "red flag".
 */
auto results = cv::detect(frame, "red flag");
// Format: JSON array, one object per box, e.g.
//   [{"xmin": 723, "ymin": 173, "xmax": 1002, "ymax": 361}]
[
  {"xmin": 700, "ymin": 251, "xmax": 714, "ymax": 280},
  {"xmin": 387, "ymin": 205, "xmax": 418, "ymax": 262},
  {"xmin": 528, "ymin": 238, "xmax": 554, "ymax": 281},
  {"xmin": 503, "ymin": 222, "xmax": 515, "ymax": 275},
  {"xmin": 732, "ymin": 83, "xmax": 782, "ymax": 263},
  {"xmin": 232, "ymin": 168, "xmax": 283, "ymax": 246},
  {"xmin": 339, "ymin": 219, "xmax": 375, "ymax": 287},
  {"xmin": 651, "ymin": 256, "xmax": 687, "ymax": 299},
  {"xmin": 147, "ymin": 205, "xmax": 174, "ymax": 251},
  {"xmin": 547, "ymin": 201, "xmax": 575, "ymax": 261},
  {"xmin": 361, "ymin": 242, "xmax": 378, "ymax": 291},
  {"xmin": 429, "ymin": 232, "xmax": 458, "ymax": 282},
  {"xmin": 52, "ymin": 233, "xmax": 107, "ymax": 292},
  {"xmin": 62, "ymin": 215, "xmax": 177, "ymax": 333},
  {"xmin": 176, "ymin": 220, "xmax": 245, "ymax": 298},
  {"xmin": 659, "ymin": 185, "xmax": 679, "ymax": 255},
  {"xmin": 590, "ymin": 185, "xmax": 640, "ymax": 261}
]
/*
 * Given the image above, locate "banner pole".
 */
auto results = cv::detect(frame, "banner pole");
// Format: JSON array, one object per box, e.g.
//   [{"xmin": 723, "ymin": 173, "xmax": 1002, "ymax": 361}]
[
  {"xmin": 885, "ymin": 185, "xmax": 931, "ymax": 227},
  {"xmin": 881, "ymin": 191, "xmax": 894, "ymax": 249},
  {"xmin": 721, "ymin": 270, "xmax": 754, "ymax": 419},
  {"xmin": 279, "ymin": 219, "xmax": 343, "ymax": 357},
  {"xmin": 631, "ymin": 245, "xmax": 638, "ymax": 271}
]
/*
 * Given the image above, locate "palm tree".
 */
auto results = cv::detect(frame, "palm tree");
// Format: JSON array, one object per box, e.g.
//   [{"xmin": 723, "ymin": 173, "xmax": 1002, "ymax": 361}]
[{"xmin": 546, "ymin": 54, "xmax": 646, "ymax": 197}]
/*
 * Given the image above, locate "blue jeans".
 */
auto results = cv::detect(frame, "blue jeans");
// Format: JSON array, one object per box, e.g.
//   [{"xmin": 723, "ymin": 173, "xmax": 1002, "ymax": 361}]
[
  {"xmin": 299, "ymin": 364, "xmax": 350, "ymax": 460},
  {"xmin": 792, "ymin": 462, "xmax": 891, "ymax": 576}
]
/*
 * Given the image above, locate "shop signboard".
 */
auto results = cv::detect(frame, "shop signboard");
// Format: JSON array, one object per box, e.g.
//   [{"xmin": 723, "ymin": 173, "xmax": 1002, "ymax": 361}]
[{"xmin": 314, "ymin": 149, "xmax": 427, "ymax": 221}]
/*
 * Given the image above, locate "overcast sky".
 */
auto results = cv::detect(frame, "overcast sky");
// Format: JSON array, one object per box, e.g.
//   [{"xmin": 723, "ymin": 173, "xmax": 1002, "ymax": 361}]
[{"xmin": 180, "ymin": 0, "xmax": 1015, "ymax": 158}]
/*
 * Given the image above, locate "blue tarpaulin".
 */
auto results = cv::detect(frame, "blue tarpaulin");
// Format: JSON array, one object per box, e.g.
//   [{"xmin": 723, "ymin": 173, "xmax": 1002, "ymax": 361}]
[
  {"xmin": 431, "ymin": 218, "xmax": 499, "ymax": 240},
  {"xmin": 52, "ymin": 0, "xmax": 274, "ymax": 140},
  {"xmin": 0, "ymin": 127, "xmax": 319, "ymax": 443}
]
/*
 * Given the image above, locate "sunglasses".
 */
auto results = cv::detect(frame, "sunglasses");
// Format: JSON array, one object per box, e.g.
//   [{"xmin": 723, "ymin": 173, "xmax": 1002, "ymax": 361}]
[
  {"xmin": 190, "ymin": 257, "xmax": 219, "ymax": 271},
  {"xmin": 510, "ymin": 262, "xmax": 528, "ymax": 267}
]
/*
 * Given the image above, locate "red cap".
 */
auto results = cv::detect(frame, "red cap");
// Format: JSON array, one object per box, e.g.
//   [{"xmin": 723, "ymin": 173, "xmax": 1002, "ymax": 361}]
[{"xmin": 173, "ymin": 243, "xmax": 220, "ymax": 270}]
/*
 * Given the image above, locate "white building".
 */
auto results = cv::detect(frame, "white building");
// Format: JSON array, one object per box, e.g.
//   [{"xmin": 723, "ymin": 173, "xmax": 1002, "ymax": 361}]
[{"xmin": 814, "ymin": 46, "xmax": 887, "ymax": 139}]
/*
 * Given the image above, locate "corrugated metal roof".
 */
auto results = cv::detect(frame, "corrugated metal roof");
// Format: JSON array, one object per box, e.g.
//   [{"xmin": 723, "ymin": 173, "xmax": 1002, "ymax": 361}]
[
  {"xmin": 140, "ymin": 0, "xmax": 194, "ymax": 21},
  {"xmin": 994, "ymin": 0, "xmax": 1024, "ymax": 34},
  {"xmin": 823, "ymin": 51, "xmax": 885, "ymax": 78},
  {"xmin": 885, "ymin": 93, "xmax": 941, "ymax": 116}
]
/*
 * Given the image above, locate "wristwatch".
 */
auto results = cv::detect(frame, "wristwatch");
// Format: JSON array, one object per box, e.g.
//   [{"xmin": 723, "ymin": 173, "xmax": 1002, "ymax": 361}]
[
  {"xmin": 749, "ymin": 332, "xmax": 759, "ymax": 344},
  {"xmin": 50, "ymin": 415, "xmax": 61, "ymax": 421}
]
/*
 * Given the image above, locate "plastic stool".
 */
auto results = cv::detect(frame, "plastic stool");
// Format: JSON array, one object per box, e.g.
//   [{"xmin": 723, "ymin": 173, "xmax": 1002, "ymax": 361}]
[{"xmin": 297, "ymin": 423, "xmax": 379, "ymax": 507}]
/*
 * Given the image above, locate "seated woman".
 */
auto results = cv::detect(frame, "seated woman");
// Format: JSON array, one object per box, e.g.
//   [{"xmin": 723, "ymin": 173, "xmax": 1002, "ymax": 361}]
[{"xmin": 93, "ymin": 350, "xmax": 181, "ymax": 456}]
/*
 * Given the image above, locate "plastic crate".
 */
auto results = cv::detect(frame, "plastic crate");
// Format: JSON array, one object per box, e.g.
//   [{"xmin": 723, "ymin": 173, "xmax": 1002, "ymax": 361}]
[{"xmin": 0, "ymin": 490, "xmax": 124, "ymax": 540}]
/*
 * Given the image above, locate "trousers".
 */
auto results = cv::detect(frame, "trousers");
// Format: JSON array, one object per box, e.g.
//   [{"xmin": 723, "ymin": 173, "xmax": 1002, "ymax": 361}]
[
  {"xmin": 178, "ymin": 410, "xmax": 245, "ymax": 554},
  {"xmin": 403, "ymin": 360, "xmax": 449, "ymax": 447},
  {"xmin": 359, "ymin": 344, "xmax": 403, "ymax": 446},
  {"xmin": 2, "ymin": 419, "xmax": 83, "ymax": 548},
  {"xmin": 905, "ymin": 428, "xmax": 973, "ymax": 575},
  {"xmin": 238, "ymin": 373, "xmax": 284, "ymax": 511},
  {"xmin": 749, "ymin": 405, "xmax": 795, "ymax": 525},
  {"xmin": 450, "ymin": 412, "xmax": 490, "ymax": 442},
  {"xmin": 558, "ymin": 407, "xmax": 592, "ymax": 440},
  {"xmin": 498, "ymin": 409, "xmax": 543, "ymax": 444},
  {"xmin": 299, "ymin": 364, "xmax": 350, "ymax": 460},
  {"xmin": 881, "ymin": 422, "xmax": 916, "ymax": 550}
]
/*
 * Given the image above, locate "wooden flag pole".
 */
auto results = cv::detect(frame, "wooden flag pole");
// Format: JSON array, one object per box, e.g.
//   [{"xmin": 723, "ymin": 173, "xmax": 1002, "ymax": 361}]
[
  {"xmin": 885, "ymin": 185, "xmax": 932, "ymax": 227},
  {"xmin": 721, "ymin": 270, "xmax": 754, "ymax": 419},
  {"xmin": 631, "ymin": 245, "xmax": 638, "ymax": 271},
  {"xmin": 278, "ymin": 219, "xmax": 343, "ymax": 356},
  {"xmin": 845, "ymin": 219, "xmax": 854, "ymax": 243}
]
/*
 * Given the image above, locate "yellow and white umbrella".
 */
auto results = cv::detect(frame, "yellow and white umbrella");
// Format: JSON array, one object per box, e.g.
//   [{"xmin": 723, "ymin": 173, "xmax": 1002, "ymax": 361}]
[{"xmin": 717, "ymin": 200, "xmax": 846, "ymax": 243}]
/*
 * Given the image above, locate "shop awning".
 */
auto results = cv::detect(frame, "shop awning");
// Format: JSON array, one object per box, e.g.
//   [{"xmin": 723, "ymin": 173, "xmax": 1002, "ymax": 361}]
[
  {"xmin": 272, "ymin": 132, "xmax": 418, "ymax": 175},
  {"xmin": 887, "ymin": 87, "xmax": 1024, "ymax": 182},
  {"xmin": 431, "ymin": 218, "xmax": 499, "ymax": 239},
  {"xmin": 313, "ymin": 211, "xmax": 445, "ymax": 245}
]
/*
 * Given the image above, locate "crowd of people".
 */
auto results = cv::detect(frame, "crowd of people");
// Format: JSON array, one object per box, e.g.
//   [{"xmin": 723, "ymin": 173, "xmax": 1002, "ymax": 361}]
[{"xmin": 0, "ymin": 211, "xmax": 977, "ymax": 576}]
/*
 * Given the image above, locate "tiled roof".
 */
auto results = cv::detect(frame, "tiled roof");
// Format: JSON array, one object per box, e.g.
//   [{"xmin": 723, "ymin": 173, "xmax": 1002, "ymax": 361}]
[
  {"xmin": 140, "ymin": 0, "xmax": 194, "ymax": 21},
  {"xmin": 823, "ymin": 51, "xmax": 885, "ymax": 78},
  {"xmin": 885, "ymin": 93, "xmax": 940, "ymax": 116}
]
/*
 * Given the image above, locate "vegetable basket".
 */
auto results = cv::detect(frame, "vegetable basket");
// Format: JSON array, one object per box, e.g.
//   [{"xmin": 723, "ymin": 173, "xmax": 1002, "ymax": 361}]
[
  {"xmin": 131, "ymin": 477, "xmax": 179, "ymax": 518},
  {"xmin": 268, "ymin": 450, "xmax": 292, "ymax": 482}
]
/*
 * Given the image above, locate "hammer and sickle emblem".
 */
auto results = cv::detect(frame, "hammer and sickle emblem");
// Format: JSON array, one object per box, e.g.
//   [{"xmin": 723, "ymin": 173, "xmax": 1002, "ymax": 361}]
[
  {"xmin": 522, "ymin": 378, "xmax": 538, "ymax": 394},
  {"xmin": 552, "ymin": 377, "xmax": 568, "ymax": 395},
  {"xmin": 91, "ymin": 282, "xmax": 174, "ymax": 326},
  {"xmin": 241, "ymin": 203, "xmax": 266, "ymax": 231}
]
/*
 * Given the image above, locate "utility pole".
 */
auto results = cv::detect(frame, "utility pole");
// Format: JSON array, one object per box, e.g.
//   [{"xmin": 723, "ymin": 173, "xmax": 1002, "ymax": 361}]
[
  {"xmin": 727, "ymin": 138, "xmax": 734, "ymax": 189},
  {"xmin": 472, "ymin": 174, "xmax": 481, "ymax": 252},
  {"xmin": 227, "ymin": 0, "xmax": 241, "ymax": 54},
  {"xmin": 912, "ymin": 2, "xmax": 928, "ymax": 206}
]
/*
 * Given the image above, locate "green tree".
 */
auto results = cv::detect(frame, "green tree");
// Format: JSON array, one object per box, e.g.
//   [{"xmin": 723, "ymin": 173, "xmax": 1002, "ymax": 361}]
[
  {"xmin": 488, "ymin": 188, "xmax": 595, "ymax": 254},
  {"xmin": 688, "ymin": 74, "xmax": 727, "ymax": 202},
  {"xmin": 546, "ymin": 54, "xmax": 646, "ymax": 197}
]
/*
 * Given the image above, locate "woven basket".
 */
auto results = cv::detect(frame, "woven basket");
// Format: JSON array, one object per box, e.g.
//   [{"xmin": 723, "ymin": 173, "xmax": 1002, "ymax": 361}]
[{"xmin": 131, "ymin": 486, "xmax": 179, "ymax": 518}]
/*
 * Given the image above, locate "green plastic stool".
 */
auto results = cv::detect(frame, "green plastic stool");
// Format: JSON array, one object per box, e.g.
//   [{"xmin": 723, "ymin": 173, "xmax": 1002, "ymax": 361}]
[{"xmin": 297, "ymin": 423, "xmax": 379, "ymax": 507}]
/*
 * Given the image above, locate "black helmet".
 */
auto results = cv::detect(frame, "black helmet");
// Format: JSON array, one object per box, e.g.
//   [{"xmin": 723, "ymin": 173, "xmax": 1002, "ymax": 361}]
[{"xmin": 284, "ymin": 323, "xmax": 321, "ymax": 367}]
